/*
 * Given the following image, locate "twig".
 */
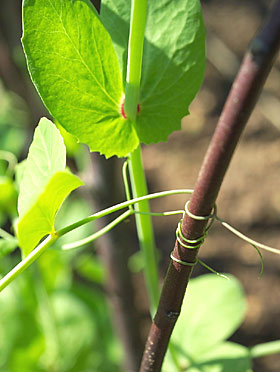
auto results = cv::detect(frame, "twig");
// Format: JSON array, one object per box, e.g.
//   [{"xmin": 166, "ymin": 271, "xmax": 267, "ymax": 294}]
[{"xmin": 140, "ymin": 2, "xmax": 280, "ymax": 371}]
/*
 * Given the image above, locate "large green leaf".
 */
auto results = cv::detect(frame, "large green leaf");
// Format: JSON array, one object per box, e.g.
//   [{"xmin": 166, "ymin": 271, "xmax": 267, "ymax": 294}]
[
  {"xmin": 100, "ymin": 0, "xmax": 130, "ymax": 85},
  {"xmin": 22, "ymin": 0, "xmax": 138, "ymax": 158},
  {"xmin": 101, "ymin": 0, "xmax": 206, "ymax": 143},
  {"xmin": 23, "ymin": 0, "xmax": 205, "ymax": 158},
  {"xmin": 17, "ymin": 118, "xmax": 83, "ymax": 256},
  {"xmin": 170, "ymin": 274, "xmax": 246, "ymax": 365}
]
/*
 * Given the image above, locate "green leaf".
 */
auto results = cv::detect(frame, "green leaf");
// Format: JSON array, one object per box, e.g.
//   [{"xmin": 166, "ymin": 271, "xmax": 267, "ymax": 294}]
[
  {"xmin": 54, "ymin": 195, "xmax": 94, "ymax": 250},
  {"xmin": 187, "ymin": 342, "xmax": 252, "ymax": 372},
  {"xmin": 22, "ymin": 0, "xmax": 138, "ymax": 158},
  {"xmin": 171, "ymin": 274, "xmax": 246, "ymax": 364},
  {"xmin": 100, "ymin": 1, "xmax": 130, "ymax": 85},
  {"xmin": 17, "ymin": 118, "xmax": 83, "ymax": 256},
  {"xmin": 18, "ymin": 171, "xmax": 83, "ymax": 257},
  {"xmin": 18, "ymin": 117, "xmax": 66, "ymax": 217},
  {"xmin": 101, "ymin": 0, "xmax": 206, "ymax": 144},
  {"xmin": 56, "ymin": 123, "xmax": 80, "ymax": 158}
]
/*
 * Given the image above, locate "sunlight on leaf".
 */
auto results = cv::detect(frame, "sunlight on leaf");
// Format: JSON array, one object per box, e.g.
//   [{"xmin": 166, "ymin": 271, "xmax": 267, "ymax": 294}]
[
  {"xmin": 22, "ymin": 0, "xmax": 138, "ymax": 158},
  {"xmin": 18, "ymin": 117, "xmax": 66, "ymax": 217},
  {"xmin": 23, "ymin": 0, "xmax": 205, "ymax": 158},
  {"xmin": 18, "ymin": 171, "xmax": 83, "ymax": 257},
  {"xmin": 17, "ymin": 118, "xmax": 83, "ymax": 256}
]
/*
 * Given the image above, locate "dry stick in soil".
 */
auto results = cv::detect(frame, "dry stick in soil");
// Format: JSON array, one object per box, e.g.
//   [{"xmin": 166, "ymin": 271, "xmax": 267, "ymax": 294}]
[{"xmin": 140, "ymin": 2, "xmax": 280, "ymax": 371}]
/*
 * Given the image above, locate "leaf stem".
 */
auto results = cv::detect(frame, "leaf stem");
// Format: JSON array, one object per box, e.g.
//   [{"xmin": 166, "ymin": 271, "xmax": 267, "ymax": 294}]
[
  {"xmin": 0, "ymin": 189, "xmax": 192, "ymax": 293},
  {"xmin": 124, "ymin": 0, "xmax": 160, "ymax": 314},
  {"xmin": 124, "ymin": 0, "xmax": 147, "ymax": 120},
  {"xmin": 249, "ymin": 340, "xmax": 280, "ymax": 359},
  {"xmin": 0, "ymin": 150, "xmax": 17, "ymax": 177},
  {"xmin": 62, "ymin": 209, "xmax": 133, "ymax": 250},
  {"xmin": 0, "ymin": 234, "xmax": 58, "ymax": 292},
  {"xmin": 56, "ymin": 190, "xmax": 193, "ymax": 237},
  {"xmin": 0, "ymin": 227, "xmax": 15, "ymax": 240},
  {"xmin": 2, "ymin": 182, "xmax": 279, "ymax": 295}
]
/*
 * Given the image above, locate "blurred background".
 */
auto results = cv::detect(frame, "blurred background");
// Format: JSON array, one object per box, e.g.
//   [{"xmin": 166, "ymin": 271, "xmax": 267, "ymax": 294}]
[{"xmin": 0, "ymin": 0, "xmax": 279, "ymax": 371}]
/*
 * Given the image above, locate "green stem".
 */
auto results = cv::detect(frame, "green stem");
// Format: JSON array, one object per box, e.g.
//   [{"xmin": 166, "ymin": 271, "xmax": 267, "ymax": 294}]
[
  {"xmin": 124, "ymin": 0, "xmax": 160, "ymax": 313},
  {"xmin": 250, "ymin": 340, "xmax": 280, "ymax": 358},
  {"xmin": 0, "ymin": 234, "xmax": 58, "ymax": 292},
  {"xmin": 2, "ymin": 185, "xmax": 278, "ymax": 295},
  {"xmin": 0, "ymin": 190, "xmax": 193, "ymax": 293},
  {"xmin": 0, "ymin": 227, "xmax": 15, "ymax": 240},
  {"xmin": 128, "ymin": 146, "xmax": 159, "ymax": 313},
  {"xmin": 216, "ymin": 215, "xmax": 280, "ymax": 255},
  {"xmin": 0, "ymin": 150, "xmax": 17, "ymax": 177},
  {"xmin": 62, "ymin": 209, "xmax": 133, "ymax": 250},
  {"xmin": 124, "ymin": 0, "xmax": 147, "ymax": 120},
  {"xmin": 57, "ymin": 189, "xmax": 193, "ymax": 237}
]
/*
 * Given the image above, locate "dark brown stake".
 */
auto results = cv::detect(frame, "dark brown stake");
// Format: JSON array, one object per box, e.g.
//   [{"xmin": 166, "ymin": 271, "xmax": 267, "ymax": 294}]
[{"xmin": 140, "ymin": 2, "xmax": 280, "ymax": 371}]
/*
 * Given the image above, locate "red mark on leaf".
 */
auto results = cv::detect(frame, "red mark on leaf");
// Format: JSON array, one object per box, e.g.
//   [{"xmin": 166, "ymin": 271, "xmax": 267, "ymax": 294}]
[
  {"xmin": 121, "ymin": 101, "xmax": 127, "ymax": 119},
  {"xmin": 120, "ymin": 100, "xmax": 141, "ymax": 119}
]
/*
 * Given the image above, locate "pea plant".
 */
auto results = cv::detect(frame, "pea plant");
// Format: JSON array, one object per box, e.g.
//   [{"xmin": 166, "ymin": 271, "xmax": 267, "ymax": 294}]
[{"xmin": 0, "ymin": 0, "xmax": 280, "ymax": 371}]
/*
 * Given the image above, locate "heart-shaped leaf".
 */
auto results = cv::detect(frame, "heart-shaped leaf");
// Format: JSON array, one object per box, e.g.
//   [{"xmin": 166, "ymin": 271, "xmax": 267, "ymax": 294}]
[
  {"xmin": 22, "ymin": 0, "xmax": 139, "ymax": 158},
  {"xmin": 23, "ymin": 0, "xmax": 205, "ymax": 158},
  {"xmin": 101, "ymin": 0, "xmax": 206, "ymax": 143}
]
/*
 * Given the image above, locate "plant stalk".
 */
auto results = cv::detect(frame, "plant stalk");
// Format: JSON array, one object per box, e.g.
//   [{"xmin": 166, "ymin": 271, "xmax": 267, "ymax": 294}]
[
  {"xmin": 128, "ymin": 146, "xmax": 159, "ymax": 314},
  {"xmin": 88, "ymin": 153, "xmax": 145, "ymax": 372},
  {"xmin": 0, "ymin": 234, "xmax": 58, "ymax": 292},
  {"xmin": 140, "ymin": 2, "xmax": 280, "ymax": 370},
  {"xmin": 249, "ymin": 340, "xmax": 280, "ymax": 359},
  {"xmin": 90, "ymin": 1, "xmax": 146, "ymax": 369},
  {"xmin": 0, "ymin": 190, "xmax": 192, "ymax": 294},
  {"xmin": 124, "ymin": 0, "xmax": 147, "ymax": 121},
  {"xmin": 124, "ymin": 0, "xmax": 160, "ymax": 314}
]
